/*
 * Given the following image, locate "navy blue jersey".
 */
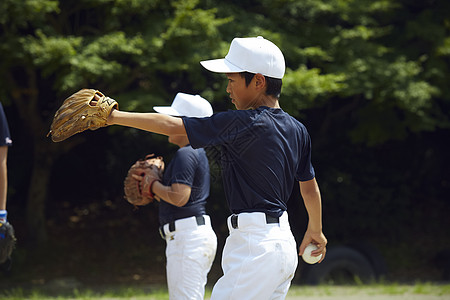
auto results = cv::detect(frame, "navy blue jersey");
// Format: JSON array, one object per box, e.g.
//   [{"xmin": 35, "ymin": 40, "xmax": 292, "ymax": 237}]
[
  {"xmin": 183, "ymin": 107, "xmax": 315, "ymax": 217},
  {"xmin": 159, "ymin": 145, "xmax": 210, "ymax": 225},
  {"xmin": 0, "ymin": 103, "xmax": 12, "ymax": 147}
]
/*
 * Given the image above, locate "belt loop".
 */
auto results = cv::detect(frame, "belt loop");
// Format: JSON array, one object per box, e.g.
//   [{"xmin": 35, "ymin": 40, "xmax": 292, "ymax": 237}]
[
  {"xmin": 196, "ymin": 215, "xmax": 205, "ymax": 225},
  {"xmin": 231, "ymin": 214, "xmax": 238, "ymax": 229},
  {"xmin": 265, "ymin": 214, "xmax": 279, "ymax": 224},
  {"xmin": 169, "ymin": 222, "xmax": 175, "ymax": 232}
]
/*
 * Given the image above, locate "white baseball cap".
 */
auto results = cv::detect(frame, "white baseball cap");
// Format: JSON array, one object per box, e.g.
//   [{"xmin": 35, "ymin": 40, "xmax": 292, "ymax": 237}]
[
  {"xmin": 153, "ymin": 92, "xmax": 213, "ymax": 117},
  {"xmin": 200, "ymin": 36, "xmax": 285, "ymax": 79}
]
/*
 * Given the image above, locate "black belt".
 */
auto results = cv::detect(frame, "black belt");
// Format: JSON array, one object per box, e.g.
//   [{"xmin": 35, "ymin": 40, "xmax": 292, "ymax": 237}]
[
  {"xmin": 159, "ymin": 215, "xmax": 206, "ymax": 239},
  {"xmin": 230, "ymin": 213, "xmax": 279, "ymax": 229}
]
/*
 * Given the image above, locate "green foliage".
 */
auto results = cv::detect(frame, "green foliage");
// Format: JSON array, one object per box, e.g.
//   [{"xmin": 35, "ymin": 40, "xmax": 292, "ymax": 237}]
[
  {"xmin": 1, "ymin": 0, "xmax": 447, "ymax": 141},
  {"xmin": 437, "ymin": 37, "xmax": 450, "ymax": 56},
  {"xmin": 282, "ymin": 66, "xmax": 347, "ymax": 112},
  {"xmin": 0, "ymin": 0, "xmax": 59, "ymax": 30}
]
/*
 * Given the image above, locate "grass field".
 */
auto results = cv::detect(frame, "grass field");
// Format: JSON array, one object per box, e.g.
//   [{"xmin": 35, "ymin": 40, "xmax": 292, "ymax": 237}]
[{"xmin": 1, "ymin": 283, "xmax": 450, "ymax": 300}]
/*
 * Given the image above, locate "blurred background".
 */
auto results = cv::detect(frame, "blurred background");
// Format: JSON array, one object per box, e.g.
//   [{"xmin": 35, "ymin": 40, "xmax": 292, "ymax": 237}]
[{"xmin": 0, "ymin": 0, "xmax": 449, "ymax": 291}]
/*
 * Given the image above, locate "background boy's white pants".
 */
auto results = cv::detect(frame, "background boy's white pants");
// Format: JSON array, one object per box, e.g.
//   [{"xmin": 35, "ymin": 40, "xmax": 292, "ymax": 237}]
[
  {"xmin": 211, "ymin": 212, "xmax": 298, "ymax": 300},
  {"xmin": 162, "ymin": 215, "xmax": 217, "ymax": 300}
]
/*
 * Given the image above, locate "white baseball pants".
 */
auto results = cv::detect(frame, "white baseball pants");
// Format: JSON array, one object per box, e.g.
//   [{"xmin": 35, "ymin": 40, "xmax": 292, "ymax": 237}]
[
  {"xmin": 162, "ymin": 215, "xmax": 217, "ymax": 300},
  {"xmin": 210, "ymin": 212, "xmax": 298, "ymax": 300}
]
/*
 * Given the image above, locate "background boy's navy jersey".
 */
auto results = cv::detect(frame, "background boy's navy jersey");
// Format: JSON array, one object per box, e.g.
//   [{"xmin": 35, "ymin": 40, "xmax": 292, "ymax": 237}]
[
  {"xmin": 158, "ymin": 146, "xmax": 210, "ymax": 225},
  {"xmin": 183, "ymin": 107, "xmax": 315, "ymax": 217},
  {"xmin": 0, "ymin": 103, "xmax": 12, "ymax": 147}
]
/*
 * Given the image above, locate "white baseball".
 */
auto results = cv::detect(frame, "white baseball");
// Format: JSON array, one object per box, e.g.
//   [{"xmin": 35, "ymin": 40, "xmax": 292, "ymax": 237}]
[{"xmin": 302, "ymin": 243, "xmax": 322, "ymax": 264}]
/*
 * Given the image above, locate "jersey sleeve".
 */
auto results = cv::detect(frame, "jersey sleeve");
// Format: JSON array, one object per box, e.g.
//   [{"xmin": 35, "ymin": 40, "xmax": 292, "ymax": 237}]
[
  {"xmin": 296, "ymin": 124, "xmax": 315, "ymax": 182},
  {"xmin": 166, "ymin": 148, "xmax": 198, "ymax": 187},
  {"xmin": 0, "ymin": 103, "xmax": 12, "ymax": 147},
  {"xmin": 182, "ymin": 110, "xmax": 251, "ymax": 149}
]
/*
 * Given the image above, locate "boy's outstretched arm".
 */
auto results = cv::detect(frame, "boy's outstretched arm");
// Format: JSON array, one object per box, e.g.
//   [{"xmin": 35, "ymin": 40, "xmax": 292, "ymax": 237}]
[{"xmin": 107, "ymin": 109, "xmax": 186, "ymax": 137}]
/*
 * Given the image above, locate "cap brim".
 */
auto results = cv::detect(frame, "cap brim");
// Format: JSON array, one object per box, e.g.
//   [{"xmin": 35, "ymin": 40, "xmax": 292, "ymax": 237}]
[
  {"xmin": 200, "ymin": 58, "xmax": 243, "ymax": 74},
  {"xmin": 153, "ymin": 106, "xmax": 181, "ymax": 116}
]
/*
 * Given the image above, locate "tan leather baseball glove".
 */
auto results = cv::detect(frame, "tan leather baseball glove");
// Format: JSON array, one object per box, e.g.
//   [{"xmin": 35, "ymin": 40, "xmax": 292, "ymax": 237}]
[{"xmin": 47, "ymin": 89, "xmax": 118, "ymax": 142}]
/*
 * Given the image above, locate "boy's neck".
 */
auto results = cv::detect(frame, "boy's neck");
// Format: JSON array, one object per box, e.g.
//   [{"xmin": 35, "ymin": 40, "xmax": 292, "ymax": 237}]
[{"xmin": 253, "ymin": 95, "xmax": 280, "ymax": 109}]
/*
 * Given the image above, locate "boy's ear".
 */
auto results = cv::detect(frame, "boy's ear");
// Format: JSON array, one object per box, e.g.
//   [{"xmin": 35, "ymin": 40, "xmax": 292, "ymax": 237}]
[{"xmin": 254, "ymin": 73, "xmax": 266, "ymax": 90}]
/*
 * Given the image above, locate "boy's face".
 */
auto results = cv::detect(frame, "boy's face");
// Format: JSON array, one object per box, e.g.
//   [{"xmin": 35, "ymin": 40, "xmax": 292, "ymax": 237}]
[{"xmin": 226, "ymin": 73, "xmax": 258, "ymax": 110}]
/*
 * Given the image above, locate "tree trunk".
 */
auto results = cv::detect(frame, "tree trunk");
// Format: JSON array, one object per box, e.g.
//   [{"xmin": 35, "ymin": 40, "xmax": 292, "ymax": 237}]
[
  {"xmin": 9, "ymin": 68, "xmax": 78, "ymax": 246},
  {"xmin": 25, "ymin": 139, "xmax": 55, "ymax": 244}
]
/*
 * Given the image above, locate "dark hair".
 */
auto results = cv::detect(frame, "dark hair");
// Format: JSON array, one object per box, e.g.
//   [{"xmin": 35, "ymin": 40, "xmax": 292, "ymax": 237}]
[{"xmin": 240, "ymin": 72, "xmax": 282, "ymax": 98}]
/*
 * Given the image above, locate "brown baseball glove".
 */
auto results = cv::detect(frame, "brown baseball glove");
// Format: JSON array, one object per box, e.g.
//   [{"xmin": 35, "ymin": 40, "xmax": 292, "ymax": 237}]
[
  {"xmin": 124, "ymin": 154, "xmax": 164, "ymax": 206},
  {"xmin": 47, "ymin": 89, "xmax": 118, "ymax": 142}
]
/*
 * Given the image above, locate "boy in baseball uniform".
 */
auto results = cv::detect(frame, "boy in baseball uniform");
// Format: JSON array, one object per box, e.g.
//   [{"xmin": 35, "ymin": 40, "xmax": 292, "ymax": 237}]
[
  {"xmin": 0, "ymin": 102, "xmax": 14, "ymax": 270},
  {"xmin": 107, "ymin": 36, "xmax": 327, "ymax": 299},
  {"xmin": 152, "ymin": 93, "xmax": 217, "ymax": 300},
  {"xmin": 0, "ymin": 102, "xmax": 12, "ymax": 222}
]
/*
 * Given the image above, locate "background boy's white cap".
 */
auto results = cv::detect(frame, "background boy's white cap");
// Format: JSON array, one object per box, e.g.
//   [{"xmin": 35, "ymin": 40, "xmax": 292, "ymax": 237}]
[
  {"xmin": 153, "ymin": 92, "xmax": 213, "ymax": 117},
  {"xmin": 200, "ymin": 36, "xmax": 285, "ymax": 79}
]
